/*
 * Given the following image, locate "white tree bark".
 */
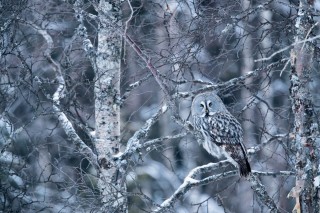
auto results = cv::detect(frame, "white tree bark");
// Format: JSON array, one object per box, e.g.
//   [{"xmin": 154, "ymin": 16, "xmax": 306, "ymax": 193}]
[{"xmin": 95, "ymin": 1, "xmax": 125, "ymax": 212}]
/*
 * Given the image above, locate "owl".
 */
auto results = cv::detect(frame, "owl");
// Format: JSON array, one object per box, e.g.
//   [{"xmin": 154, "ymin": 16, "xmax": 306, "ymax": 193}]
[{"xmin": 191, "ymin": 92, "xmax": 251, "ymax": 177}]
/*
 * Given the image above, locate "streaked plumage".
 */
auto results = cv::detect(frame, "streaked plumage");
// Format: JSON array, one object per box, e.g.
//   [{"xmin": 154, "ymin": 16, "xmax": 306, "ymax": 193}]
[{"xmin": 191, "ymin": 92, "xmax": 251, "ymax": 177}]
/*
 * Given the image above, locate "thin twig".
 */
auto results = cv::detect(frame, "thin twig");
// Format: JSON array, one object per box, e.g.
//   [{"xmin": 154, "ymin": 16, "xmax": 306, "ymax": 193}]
[
  {"xmin": 252, "ymin": 170, "xmax": 295, "ymax": 176},
  {"xmin": 154, "ymin": 161, "xmax": 288, "ymax": 213},
  {"xmin": 123, "ymin": 34, "xmax": 172, "ymax": 103},
  {"xmin": 255, "ymin": 32, "xmax": 320, "ymax": 62},
  {"xmin": 116, "ymin": 104, "xmax": 169, "ymax": 161},
  {"xmin": 247, "ymin": 134, "xmax": 287, "ymax": 155},
  {"xmin": 155, "ymin": 161, "xmax": 236, "ymax": 213},
  {"xmin": 174, "ymin": 59, "xmax": 287, "ymax": 99},
  {"xmin": 247, "ymin": 174, "xmax": 281, "ymax": 213},
  {"xmin": 142, "ymin": 133, "xmax": 187, "ymax": 149},
  {"xmin": 120, "ymin": 73, "xmax": 153, "ymax": 107},
  {"xmin": 27, "ymin": 20, "xmax": 98, "ymax": 168}
]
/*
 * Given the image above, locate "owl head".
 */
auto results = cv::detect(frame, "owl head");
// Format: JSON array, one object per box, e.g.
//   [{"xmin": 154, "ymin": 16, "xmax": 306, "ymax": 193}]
[{"xmin": 191, "ymin": 92, "xmax": 227, "ymax": 117}]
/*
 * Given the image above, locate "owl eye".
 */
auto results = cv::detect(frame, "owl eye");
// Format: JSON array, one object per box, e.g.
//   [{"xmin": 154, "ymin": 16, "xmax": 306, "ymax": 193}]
[
  {"xmin": 208, "ymin": 102, "xmax": 212, "ymax": 107},
  {"xmin": 200, "ymin": 103, "xmax": 205, "ymax": 108}
]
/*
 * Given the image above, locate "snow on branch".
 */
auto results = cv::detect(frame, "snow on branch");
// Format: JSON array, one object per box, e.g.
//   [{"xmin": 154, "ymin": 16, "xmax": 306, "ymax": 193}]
[
  {"xmin": 52, "ymin": 105, "xmax": 98, "ymax": 167},
  {"xmin": 142, "ymin": 132, "xmax": 187, "ymax": 149},
  {"xmin": 247, "ymin": 133, "xmax": 288, "ymax": 155},
  {"xmin": 23, "ymin": 20, "xmax": 66, "ymax": 105},
  {"xmin": 0, "ymin": 151, "xmax": 25, "ymax": 166},
  {"xmin": 120, "ymin": 73, "xmax": 153, "ymax": 106},
  {"xmin": 155, "ymin": 160, "xmax": 235, "ymax": 213},
  {"xmin": 154, "ymin": 160, "xmax": 286, "ymax": 213},
  {"xmin": 73, "ymin": 0, "xmax": 96, "ymax": 71},
  {"xmin": 247, "ymin": 174, "xmax": 281, "ymax": 213},
  {"xmin": 116, "ymin": 104, "xmax": 169, "ymax": 162},
  {"xmin": 29, "ymin": 21, "xmax": 98, "ymax": 168},
  {"xmin": 253, "ymin": 170, "xmax": 295, "ymax": 176}
]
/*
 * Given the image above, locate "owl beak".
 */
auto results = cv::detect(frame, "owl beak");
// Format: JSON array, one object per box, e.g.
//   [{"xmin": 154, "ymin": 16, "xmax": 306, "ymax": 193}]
[{"xmin": 205, "ymin": 108, "xmax": 209, "ymax": 116}]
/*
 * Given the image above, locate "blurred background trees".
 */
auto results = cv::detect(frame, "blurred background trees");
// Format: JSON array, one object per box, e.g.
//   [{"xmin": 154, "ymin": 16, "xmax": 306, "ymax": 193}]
[{"xmin": 1, "ymin": 0, "xmax": 320, "ymax": 212}]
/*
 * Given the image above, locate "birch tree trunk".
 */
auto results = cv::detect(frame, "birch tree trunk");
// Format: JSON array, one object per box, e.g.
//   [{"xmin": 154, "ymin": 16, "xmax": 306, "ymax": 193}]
[
  {"xmin": 95, "ymin": 1, "xmax": 126, "ymax": 212},
  {"xmin": 290, "ymin": 1, "xmax": 319, "ymax": 212}
]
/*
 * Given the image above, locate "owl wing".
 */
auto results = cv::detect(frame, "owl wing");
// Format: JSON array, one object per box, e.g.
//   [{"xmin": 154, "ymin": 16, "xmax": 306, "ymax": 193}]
[{"xmin": 209, "ymin": 112, "xmax": 251, "ymax": 176}]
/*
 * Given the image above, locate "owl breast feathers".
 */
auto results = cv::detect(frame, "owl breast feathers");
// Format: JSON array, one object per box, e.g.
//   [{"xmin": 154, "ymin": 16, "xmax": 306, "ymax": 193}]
[{"xmin": 191, "ymin": 92, "xmax": 251, "ymax": 177}]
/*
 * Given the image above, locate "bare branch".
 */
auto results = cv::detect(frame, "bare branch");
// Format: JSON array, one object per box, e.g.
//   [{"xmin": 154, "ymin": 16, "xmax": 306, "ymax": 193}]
[
  {"xmin": 52, "ymin": 105, "xmax": 98, "ymax": 167},
  {"xmin": 123, "ymin": 34, "xmax": 172, "ymax": 103},
  {"xmin": 120, "ymin": 73, "xmax": 153, "ymax": 106},
  {"xmin": 155, "ymin": 161, "xmax": 236, "ymax": 213},
  {"xmin": 252, "ymin": 170, "xmax": 295, "ymax": 176},
  {"xmin": 143, "ymin": 132, "xmax": 187, "ymax": 149},
  {"xmin": 247, "ymin": 134, "xmax": 288, "ymax": 155},
  {"xmin": 255, "ymin": 30, "xmax": 320, "ymax": 62},
  {"xmin": 174, "ymin": 59, "xmax": 287, "ymax": 99},
  {"xmin": 154, "ymin": 161, "xmax": 285, "ymax": 213},
  {"xmin": 247, "ymin": 174, "xmax": 281, "ymax": 213},
  {"xmin": 27, "ymin": 21, "xmax": 98, "ymax": 168},
  {"xmin": 73, "ymin": 0, "xmax": 96, "ymax": 71},
  {"xmin": 117, "ymin": 104, "xmax": 169, "ymax": 161}
]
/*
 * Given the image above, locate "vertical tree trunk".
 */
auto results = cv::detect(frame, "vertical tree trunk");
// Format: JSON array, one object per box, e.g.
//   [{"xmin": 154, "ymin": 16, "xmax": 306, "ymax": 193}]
[
  {"xmin": 290, "ymin": 1, "xmax": 319, "ymax": 212},
  {"xmin": 240, "ymin": 0, "xmax": 257, "ymax": 146},
  {"xmin": 258, "ymin": 9, "xmax": 285, "ymax": 207},
  {"xmin": 95, "ymin": 1, "xmax": 126, "ymax": 212},
  {"xmin": 238, "ymin": 2, "xmax": 256, "ymax": 211}
]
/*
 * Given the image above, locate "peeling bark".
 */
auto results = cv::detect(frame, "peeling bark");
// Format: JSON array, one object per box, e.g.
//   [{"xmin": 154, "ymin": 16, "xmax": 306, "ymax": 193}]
[{"xmin": 289, "ymin": 1, "xmax": 319, "ymax": 212}]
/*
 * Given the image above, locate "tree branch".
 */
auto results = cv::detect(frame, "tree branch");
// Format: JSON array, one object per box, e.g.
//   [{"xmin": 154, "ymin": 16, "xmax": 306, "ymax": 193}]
[
  {"xmin": 247, "ymin": 174, "xmax": 281, "ymax": 213},
  {"xmin": 155, "ymin": 161, "xmax": 235, "ymax": 213},
  {"xmin": 255, "ymin": 29, "xmax": 320, "ymax": 62},
  {"xmin": 116, "ymin": 104, "xmax": 169, "ymax": 162},
  {"xmin": 173, "ymin": 59, "xmax": 287, "ymax": 99},
  {"xmin": 27, "ymin": 21, "xmax": 98, "ymax": 168},
  {"xmin": 247, "ymin": 134, "xmax": 287, "ymax": 155},
  {"xmin": 120, "ymin": 73, "xmax": 153, "ymax": 107},
  {"xmin": 123, "ymin": 34, "xmax": 172, "ymax": 103},
  {"xmin": 153, "ymin": 160, "xmax": 287, "ymax": 213}
]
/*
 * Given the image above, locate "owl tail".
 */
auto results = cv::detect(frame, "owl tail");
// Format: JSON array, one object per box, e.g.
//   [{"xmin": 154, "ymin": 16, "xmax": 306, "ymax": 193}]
[{"xmin": 239, "ymin": 158, "xmax": 251, "ymax": 177}]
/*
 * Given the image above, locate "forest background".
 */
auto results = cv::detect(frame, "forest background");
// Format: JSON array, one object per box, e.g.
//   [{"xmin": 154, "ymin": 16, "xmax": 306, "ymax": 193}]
[{"xmin": 1, "ymin": 0, "xmax": 320, "ymax": 212}]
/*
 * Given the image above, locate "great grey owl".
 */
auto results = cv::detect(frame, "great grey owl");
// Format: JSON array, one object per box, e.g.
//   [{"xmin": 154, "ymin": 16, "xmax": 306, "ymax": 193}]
[{"xmin": 191, "ymin": 92, "xmax": 251, "ymax": 177}]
